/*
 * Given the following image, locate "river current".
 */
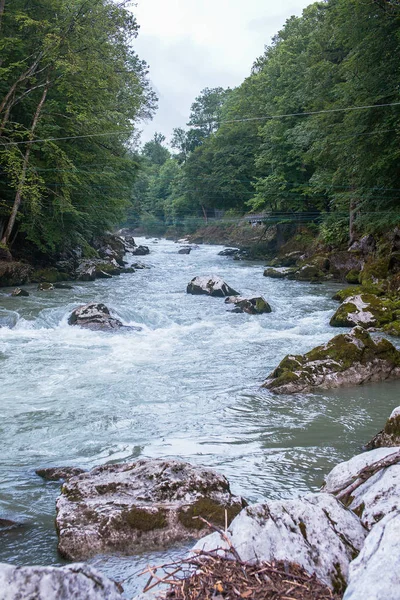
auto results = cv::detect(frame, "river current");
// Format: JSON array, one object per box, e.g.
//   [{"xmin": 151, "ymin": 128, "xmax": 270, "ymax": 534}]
[{"xmin": 1, "ymin": 237, "xmax": 399, "ymax": 596}]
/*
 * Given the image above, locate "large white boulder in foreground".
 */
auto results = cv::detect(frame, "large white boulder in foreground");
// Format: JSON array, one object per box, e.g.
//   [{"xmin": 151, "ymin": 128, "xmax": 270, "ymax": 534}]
[
  {"xmin": 0, "ymin": 563, "xmax": 122, "ymax": 600},
  {"xmin": 193, "ymin": 492, "xmax": 366, "ymax": 592},
  {"xmin": 322, "ymin": 447, "xmax": 400, "ymax": 529},
  {"xmin": 343, "ymin": 511, "xmax": 400, "ymax": 600},
  {"xmin": 56, "ymin": 459, "xmax": 245, "ymax": 560},
  {"xmin": 187, "ymin": 275, "xmax": 239, "ymax": 297}
]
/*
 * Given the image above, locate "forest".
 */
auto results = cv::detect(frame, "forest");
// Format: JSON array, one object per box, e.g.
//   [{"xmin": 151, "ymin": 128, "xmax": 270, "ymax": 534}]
[
  {"xmin": 1, "ymin": 0, "xmax": 400, "ymax": 259},
  {"xmin": 0, "ymin": 0, "xmax": 155, "ymax": 258},
  {"xmin": 130, "ymin": 0, "xmax": 400, "ymax": 246}
]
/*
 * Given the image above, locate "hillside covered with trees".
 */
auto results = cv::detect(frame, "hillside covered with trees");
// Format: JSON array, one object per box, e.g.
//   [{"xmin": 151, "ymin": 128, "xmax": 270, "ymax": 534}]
[
  {"xmin": 132, "ymin": 0, "xmax": 400, "ymax": 247},
  {"xmin": 0, "ymin": 0, "xmax": 155, "ymax": 260}
]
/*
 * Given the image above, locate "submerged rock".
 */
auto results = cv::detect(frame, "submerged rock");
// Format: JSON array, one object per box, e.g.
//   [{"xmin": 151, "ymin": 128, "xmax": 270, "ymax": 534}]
[
  {"xmin": 323, "ymin": 446, "xmax": 400, "ymax": 529},
  {"xmin": 225, "ymin": 295, "xmax": 272, "ymax": 314},
  {"xmin": 187, "ymin": 276, "xmax": 239, "ymax": 297},
  {"xmin": 263, "ymin": 267, "xmax": 291, "ymax": 279},
  {"xmin": 131, "ymin": 245, "xmax": 150, "ymax": 256},
  {"xmin": 294, "ymin": 264, "xmax": 326, "ymax": 282},
  {"xmin": 330, "ymin": 294, "xmax": 394, "ymax": 328},
  {"xmin": 68, "ymin": 303, "xmax": 124, "ymax": 331},
  {"xmin": 37, "ymin": 282, "xmax": 54, "ymax": 291},
  {"xmin": 343, "ymin": 511, "xmax": 400, "ymax": 600},
  {"xmin": 178, "ymin": 247, "xmax": 191, "ymax": 254},
  {"xmin": 193, "ymin": 492, "xmax": 366, "ymax": 592},
  {"xmin": 0, "ymin": 563, "xmax": 123, "ymax": 599},
  {"xmin": 56, "ymin": 459, "xmax": 246, "ymax": 560},
  {"xmin": 365, "ymin": 406, "xmax": 400, "ymax": 449},
  {"xmin": 0, "ymin": 518, "xmax": 20, "ymax": 530},
  {"xmin": 262, "ymin": 327, "xmax": 400, "ymax": 394},
  {"xmin": 11, "ymin": 288, "xmax": 29, "ymax": 297},
  {"xmin": 218, "ymin": 248, "xmax": 239, "ymax": 257},
  {"xmin": 36, "ymin": 466, "xmax": 86, "ymax": 481}
]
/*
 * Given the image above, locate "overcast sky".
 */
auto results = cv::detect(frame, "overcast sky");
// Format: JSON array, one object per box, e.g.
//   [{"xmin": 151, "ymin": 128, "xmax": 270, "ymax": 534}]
[{"xmin": 130, "ymin": 0, "xmax": 310, "ymax": 145}]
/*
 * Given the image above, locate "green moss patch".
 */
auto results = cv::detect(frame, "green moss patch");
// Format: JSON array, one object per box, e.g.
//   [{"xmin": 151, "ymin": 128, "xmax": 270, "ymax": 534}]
[
  {"xmin": 178, "ymin": 498, "xmax": 242, "ymax": 531},
  {"xmin": 123, "ymin": 506, "xmax": 167, "ymax": 531}
]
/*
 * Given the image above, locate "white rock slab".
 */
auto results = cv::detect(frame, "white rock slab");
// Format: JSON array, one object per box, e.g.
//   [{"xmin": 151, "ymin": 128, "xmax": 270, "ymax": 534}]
[
  {"xmin": 0, "ymin": 563, "xmax": 122, "ymax": 600},
  {"xmin": 186, "ymin": 276, "xmax": 239, "ymax": 297},
  {"xmin": 192, "ymin": 492, "xmax": 366, "ymax": 591},
  {"xmin": 343, "ymin": 511, "xmax": 400, "ymax": 600},
  {"xmin": 323, "ymin": 447, "xmax": 400, "ymax": 528}
]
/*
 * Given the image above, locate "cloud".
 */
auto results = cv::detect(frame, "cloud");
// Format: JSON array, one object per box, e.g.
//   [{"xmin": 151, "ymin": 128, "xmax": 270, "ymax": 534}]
[{"xmin": 131, "ymin": 0, "xmax": 310, "ymax": 143}]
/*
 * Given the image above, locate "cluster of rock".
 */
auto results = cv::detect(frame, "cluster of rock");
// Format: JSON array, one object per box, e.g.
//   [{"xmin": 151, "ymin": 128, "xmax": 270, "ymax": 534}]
[
  {"xmin": 262, "ymin": 326, "xmax": 400, "ymax": 394},
  {"xmin": 194, "ymin": 433, "xmax": 400, "ymax": 599},
  {"xmin": 5, "ymin": 414, "xmax": 400, "ymax": 600},
  {"xmin": 262, "ymin": 231, "xmax": 400, "ymax": 290},
  {"xmin": 0, "ymin": 233, "xmax": 150, "ymax": 290},
  {"xmin": 186, "ymin": 275, "xmax": 272, "ymax": 315},
  {"xmin": 330, "ymin": 289, "xmax": 400, "ymax": 338}
]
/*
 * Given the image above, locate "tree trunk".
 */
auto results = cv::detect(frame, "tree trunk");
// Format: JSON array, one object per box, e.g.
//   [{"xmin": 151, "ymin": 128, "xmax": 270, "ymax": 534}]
[
  {"xmin": 201, "ymin": 204, "xmax": 208, "ymax": 224},
  {"xmin": 349, "ymin": 197, "xmax": 357, "ymax": 246},
  {"xmin": 0, "ymin": 0, "xmax": 5, "ymax": 31},
  {"xmin": 1, "ymin": 77, "xmax": 50, "ymax": 246}
]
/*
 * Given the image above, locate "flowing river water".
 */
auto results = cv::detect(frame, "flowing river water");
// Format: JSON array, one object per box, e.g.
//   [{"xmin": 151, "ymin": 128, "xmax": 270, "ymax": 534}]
[{"xmin": 1, "ymin": 237, "xmax": 399, "ymax": 596}]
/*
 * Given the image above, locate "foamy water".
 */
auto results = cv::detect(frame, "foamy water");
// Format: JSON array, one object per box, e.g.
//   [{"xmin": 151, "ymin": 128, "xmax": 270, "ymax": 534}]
[{"xmin": 0, "ymin": 238, "xmax": 399, "ymax": 596}]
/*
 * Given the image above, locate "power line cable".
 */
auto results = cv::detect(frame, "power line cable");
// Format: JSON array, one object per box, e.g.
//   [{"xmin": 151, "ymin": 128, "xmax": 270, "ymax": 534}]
[{"xmin": 1, "ymin": 101, "xmax": 400, "ymax": 147}]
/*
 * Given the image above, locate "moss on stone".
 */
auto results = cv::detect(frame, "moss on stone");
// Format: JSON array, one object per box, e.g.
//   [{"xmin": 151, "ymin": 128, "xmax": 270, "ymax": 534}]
[
  {"xmin": 331, "ymin": 562, "xmax": 347, "ymax": 594},
  {"xmin": 383, "ymin": 320, "xmax": 400, "ymax": 337},
  {"xmin": 353, "ymin": 502, "xmax": 365, "ymax": 518},
  {"xmin": 330, "ymin": 293, "xmax": 395, "ymax": 328},
  {"xmin": 384, "ymin": 414, "xmax": 400, "ymax": 436},
  {"xmin": 298, "ymin": 520, "xmax": 308, "ymax": 541},
  {"xmin": 345, "ymin": 269, "xmax": 360, "ymax": 284},
  {"xmin": 123, "ymin": 506, "xmax": 167, "ymax": 531},
  {"xmin": 178, "ymin": 498, "xmax": 242, "ymax": 530},
  {"xmin": 360, "ymin": 258, "xmax": 389, "ymax": 287},
  {"xmin": 31, "ymin": 268, "xmax": 68, "ymax": 283},
  {"xmin": 265, "ymin": 370, "xmax": 300, "ymax": 390},
  {"xmin": 62, "ymin": 485, "xmax": 83, "ymax": 502}
]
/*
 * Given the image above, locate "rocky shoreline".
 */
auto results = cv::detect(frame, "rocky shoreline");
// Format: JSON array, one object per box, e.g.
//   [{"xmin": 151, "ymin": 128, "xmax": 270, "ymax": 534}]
[{"xmin": 2, "ymin": 410, "xmax": 400, "ymax": 599}]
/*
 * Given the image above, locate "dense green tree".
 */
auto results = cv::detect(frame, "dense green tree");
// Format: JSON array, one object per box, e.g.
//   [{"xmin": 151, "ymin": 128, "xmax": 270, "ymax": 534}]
[{"xmin": 0, "ymin": 0, "xmax": 155, "ymax": 254}]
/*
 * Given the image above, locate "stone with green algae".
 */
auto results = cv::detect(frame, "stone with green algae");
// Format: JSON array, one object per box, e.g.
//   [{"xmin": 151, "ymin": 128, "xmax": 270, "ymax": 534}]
[
  {"xmin": 262, "ymin": 326, "xmax": 400, "ymax": 394},
  {"xmin": 56, "ymin": 459, "xmax": 246, "ymax": 560},
  {"xmin": 330, "ymin": 294, "xmax": 395, "ymax": 328}
]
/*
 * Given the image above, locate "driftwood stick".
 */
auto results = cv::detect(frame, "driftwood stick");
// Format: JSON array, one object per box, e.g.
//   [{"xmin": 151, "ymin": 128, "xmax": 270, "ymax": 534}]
[{"xmin": 332, "ymin": 450, "xmax": 400, "ymax": 502}]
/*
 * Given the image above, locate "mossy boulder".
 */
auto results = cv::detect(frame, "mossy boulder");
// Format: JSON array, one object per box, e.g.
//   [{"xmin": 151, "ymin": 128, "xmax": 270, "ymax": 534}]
[
  {"xmin": 345, "ymin": 269, "xmax": 361, "ymax": 284},
  {"xmin": 382, "ymin": 320, "xmax": 400, "ymax": 336},
  {"xmin": 360, "ymin": 258, "xmax": 389, "ymax": 288},
  {"xmin": 55, "ymin": 459, "xmax": 246, "ymax": 560},
  {"xmin": 293, "ymin": 264, "xmax": 326, "ymax": 282},
  {"xmin": 263, "ymin": 267, "xmax": 295, "ymax": 279},
  {"xmin": 30, "ymin": 268, "xmax": 68, "ymax": 283},
  {"xmin": 262, "ymin": 327, "xmax": 400, "ymax": 394},
  {"xmin": 330, "ymin": 294, "xmax": 394, "ymax": 328},
  {"xmin": 365, "ymin": 407, "xmax": 400, "ymax": 450},
  {"xmin": 225, "ymin": 295, "xmax": 272, "ymax": 314}
]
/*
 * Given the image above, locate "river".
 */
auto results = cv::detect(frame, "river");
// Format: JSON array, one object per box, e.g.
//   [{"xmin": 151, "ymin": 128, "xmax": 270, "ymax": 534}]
[{"xmin": 0, "ymin": 237, "xmax": 399, "ymax": 596}]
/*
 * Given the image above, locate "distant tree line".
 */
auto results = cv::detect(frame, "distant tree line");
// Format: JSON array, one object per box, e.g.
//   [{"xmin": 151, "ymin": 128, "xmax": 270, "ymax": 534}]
[{"xmin": 130, "ymin": 0, "xmax": 400, "ymax": 245}]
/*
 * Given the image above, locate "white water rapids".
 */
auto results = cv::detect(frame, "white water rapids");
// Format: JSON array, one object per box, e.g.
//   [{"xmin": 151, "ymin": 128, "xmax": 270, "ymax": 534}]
[{"xmin": 0, "ymin": 238, "xmax": 399, "ymax": 596}]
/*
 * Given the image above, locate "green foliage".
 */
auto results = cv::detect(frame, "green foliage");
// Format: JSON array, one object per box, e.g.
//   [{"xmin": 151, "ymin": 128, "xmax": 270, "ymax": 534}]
[{"xmin": 0, "ymin": 0, "xmax": 156, "ymax": 255}]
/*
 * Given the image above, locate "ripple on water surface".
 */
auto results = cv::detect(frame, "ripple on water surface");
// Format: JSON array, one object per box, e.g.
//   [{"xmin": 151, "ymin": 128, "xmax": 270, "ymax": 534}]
[{"xmin": 1, "ymin": 237, "xmax": 399, "ymax": 597}]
